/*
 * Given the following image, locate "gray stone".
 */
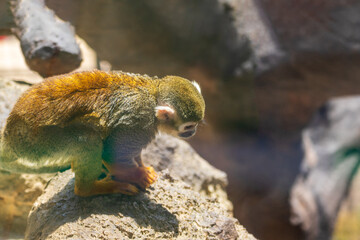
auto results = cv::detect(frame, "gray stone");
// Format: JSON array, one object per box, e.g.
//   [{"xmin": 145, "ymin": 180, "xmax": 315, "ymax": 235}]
[
  {"xmin": 25, "ymin": 169, "xmax": 256, "ymax": 240},
  {"xmin": 10, "ymin": 0, "xmax": 82, "ymax": 77},
  {"xmin": 260, "ymin": 0, "xmax": 360, "ymax": 53},
  {"xmin": 0, "ymin": 77, "xmax": 30, "ymax": 129},
  {"xmin": 0, "ymin": 172, "xmax": 54, "ymax": 239},
  {"xmin": 143, "ymin": 134, "xmax": 233, "ymax": 212},
  {"xmin": 0, "ymin": 77, "xmax": 55, "ymax": 239},
  {"xmin": 45, "ymin": 0, "xmax": 252, "ymax": 78},
  {"xmin": 222, "ymin": 0, "xmax": 285, "ymax": 73},
  {"xmin": 290, "ymin": 96, "xmax": 360, "ymax": 240},
  {"xmin": 0, "ymin": 0, "xmax": 14, "ymax": 35}
]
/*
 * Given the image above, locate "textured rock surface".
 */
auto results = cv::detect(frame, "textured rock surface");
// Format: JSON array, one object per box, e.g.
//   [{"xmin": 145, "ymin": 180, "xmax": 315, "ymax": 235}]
[
  {"xmin": 45, "ymin": 0, "xmax": 251, "ymax": 78},
  {"xmin": 142, "ymin": 134, "xmax": 233, "ymax": 212},
  {"xmin": 260, "ymin": 0, "xmax": 360, "ymax": 53},
  {"xmin": 10, "ymin": 0, "xmax": 82, "ymax": 77},
  {"xmin": 26, "ymin": 169, "xmax": 256, "ymax": 240},
  {"xmin": 222, "ymin": 0, "xmax": 284, "ymax": 73},
  {"xmin": 0, "ymin": 172, "xmax": 54, "ymax": 239}
]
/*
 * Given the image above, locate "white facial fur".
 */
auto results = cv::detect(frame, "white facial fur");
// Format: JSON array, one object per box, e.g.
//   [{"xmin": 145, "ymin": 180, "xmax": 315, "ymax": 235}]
[{"xmin": 155, "ymin": 105, "xmax": 198, "ymax": 139}]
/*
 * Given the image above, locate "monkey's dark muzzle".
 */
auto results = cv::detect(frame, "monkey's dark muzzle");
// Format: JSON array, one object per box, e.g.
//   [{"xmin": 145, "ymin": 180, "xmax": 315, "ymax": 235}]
[{"xmin": 178, "ymin": 130, "xmax": 195, "ymax": 138}]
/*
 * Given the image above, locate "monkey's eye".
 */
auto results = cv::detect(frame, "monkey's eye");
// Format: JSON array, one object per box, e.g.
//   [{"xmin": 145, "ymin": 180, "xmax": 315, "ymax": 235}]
[
  {"xmin": 179, "ymin": 122, "xmax": 198, "ymax": 132},
  {"xmin": 184, "ymin": 125, "xmax": 194, "ymax": 130}
]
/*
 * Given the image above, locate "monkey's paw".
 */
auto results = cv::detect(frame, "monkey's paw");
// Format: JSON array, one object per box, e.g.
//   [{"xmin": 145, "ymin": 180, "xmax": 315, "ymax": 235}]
[
  {"xmin": 112, "ymin": 165, "xmax": 158, "ymax": 190},
  {"xmin": 75, "ymin": 179, "xmax": 140, "ymax": 196},
  {"xmin": 114, "ymin": 182, "xmax": 140, "ymax": 195},
  {"xmin": 135, "ymin": 166, "xmax": 158, "ymax": 190}
]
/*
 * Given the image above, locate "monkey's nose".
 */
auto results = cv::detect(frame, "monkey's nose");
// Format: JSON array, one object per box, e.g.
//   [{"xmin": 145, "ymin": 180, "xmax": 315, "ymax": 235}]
[{"xmin": 178, "ymin": 130, "xmax": 195, "ymax": 138}]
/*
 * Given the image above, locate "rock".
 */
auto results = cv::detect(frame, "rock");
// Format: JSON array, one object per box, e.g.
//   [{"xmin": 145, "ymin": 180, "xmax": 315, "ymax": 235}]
[
  {"xmin": 254, "ymin": 0, "xmax": 360, "ymax": 135},
  {"xmin": 0, "ymin": 77, "xmax": 31, "ymax": 129},
  {"xmin": 45, "ymin": 0, "xmax": 252, "ymax": 78},
  {"xmin": 142, "ymin": 134, "xmax": 233, "ymax": 212},
  {"xmin": 10, "ymin": 0, "xmax": 82, "ymax": 77},
  {"xmin": 0, "ymin": 77, "xmax": 55, "ymax": 239},
  {"xmin": 222, "ymin": 0, "xmax": 285, "ymax": 73},
  {"xmin": 334, "ymin": 170, "xmax": 360, "ymax": 239},
  {"xmin": 0, "ymin": 0, "xmax": 14, "ymax": 35},
  {"xmin": 238, "ymin": 2, "xmax": 360, "ymax": 238},
  {"xmin": 260, "ymin": 0, "xmax": 360, "ymax": 53},
  {"xmin": 290, "ymin": 96, "xmax": 360, "ymax": 240},
  {"xmin": 18, "ymin": 128, "xmax": 252, "ymax": 239},
  {"xmin": 26, "ymin": 169, "xmax": 256, "ymax": 240},
  {"xmin": 0, "ymin": 172, "xmax": 54, "ymax": 239}
]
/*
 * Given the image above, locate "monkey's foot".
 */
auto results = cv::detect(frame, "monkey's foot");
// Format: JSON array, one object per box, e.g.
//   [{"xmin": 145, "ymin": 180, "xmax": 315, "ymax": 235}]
[
  {"xmin": 136, "ymin": 166, "xmax": 158, "ymax": 189},
  {"xmin": 112, "ymin": 166, "xmax": 158, "ymax": 190},
  {"xmin": 74, "ymin": 179, "xmax": 139, "ymax": 197}
]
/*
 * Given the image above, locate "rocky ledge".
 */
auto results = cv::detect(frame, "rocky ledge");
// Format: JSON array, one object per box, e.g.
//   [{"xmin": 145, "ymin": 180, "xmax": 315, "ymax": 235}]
[{"xmin": 25, "ymin": 135, "xmax": 256, "ymax": 240}]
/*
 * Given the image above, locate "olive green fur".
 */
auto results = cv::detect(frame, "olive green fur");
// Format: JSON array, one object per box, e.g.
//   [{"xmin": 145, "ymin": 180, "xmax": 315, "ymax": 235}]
[
  {"xmin": 158, "ymin": 76, "xmax": 205, "ymax": 124},
  {"xmin": 0, "ymin": 70, "xmax": 205, "ymax": 194}
]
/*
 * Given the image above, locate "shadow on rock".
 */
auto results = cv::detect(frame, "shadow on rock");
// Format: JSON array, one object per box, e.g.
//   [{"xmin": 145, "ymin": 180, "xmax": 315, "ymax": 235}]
[{"xmin": 25, "ymin": 171, "xmax": 179, "ymax": 240}]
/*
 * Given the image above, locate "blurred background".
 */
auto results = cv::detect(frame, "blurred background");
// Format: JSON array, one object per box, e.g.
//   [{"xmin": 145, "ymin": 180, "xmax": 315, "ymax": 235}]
[{"xmin": 1, "ymin": 0, "xmax": 360, "ymax": 239}]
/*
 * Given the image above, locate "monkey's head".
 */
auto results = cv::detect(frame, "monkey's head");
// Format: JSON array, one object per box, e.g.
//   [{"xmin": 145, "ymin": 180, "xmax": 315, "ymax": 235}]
[{"xmin": 156, "ymin": 76, "xmax": 205, "ymax": 139}]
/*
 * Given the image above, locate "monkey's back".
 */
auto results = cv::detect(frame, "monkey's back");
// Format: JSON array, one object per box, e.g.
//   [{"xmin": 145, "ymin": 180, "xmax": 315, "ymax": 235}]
[
  {"xmin": 7, "ymin": 70, "xmax": 157, "ymax": 127},
  {"xmin": 1, "ymin": 70, "xmax": 158, "ymax": 173}
]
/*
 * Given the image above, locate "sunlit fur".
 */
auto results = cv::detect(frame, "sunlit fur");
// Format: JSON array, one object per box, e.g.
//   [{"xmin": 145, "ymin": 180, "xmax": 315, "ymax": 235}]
[{"xmin": 0, "ymin": 70, "xmax": 205, "ymax": 196}]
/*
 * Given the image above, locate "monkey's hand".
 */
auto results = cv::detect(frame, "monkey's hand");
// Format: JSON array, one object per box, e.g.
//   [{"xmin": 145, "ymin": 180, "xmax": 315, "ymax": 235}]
[
  {"xmin": 72, "ymin": 161, "xmax": 140, "ymax": 197},
  {"xmin": 104, "ymin": 162, "xmax": 158, "ymax": 190},
  {"xmin": 116, "ymin": 166, "xmax": 158, "ymax": 190}
]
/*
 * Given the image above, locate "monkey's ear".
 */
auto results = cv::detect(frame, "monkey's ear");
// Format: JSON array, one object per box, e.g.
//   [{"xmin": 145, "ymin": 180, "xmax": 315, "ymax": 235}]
[
  {"xmin": 192, "ymin": 81, "xmax": 201, "ymax": 93},
  {"xmin": 155, "ymin": 106, "xmax": 175, "ymax": 121}
]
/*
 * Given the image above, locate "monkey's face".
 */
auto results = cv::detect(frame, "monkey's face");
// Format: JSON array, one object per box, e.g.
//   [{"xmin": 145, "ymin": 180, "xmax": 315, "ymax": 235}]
[
  {"xmin": 155, "ymin": 106, "xmax": 200, "ymax": 139},
  {"xmin": 156, "ymin": 76, "xmax": 205, "ymax": 139},
  {"xmin": 157, "ymin": 120, "xmax": 199, "ymax": 139},
  {"xmin": 177, "ymin": 122, "xmax": 198, "ymax": 138}
]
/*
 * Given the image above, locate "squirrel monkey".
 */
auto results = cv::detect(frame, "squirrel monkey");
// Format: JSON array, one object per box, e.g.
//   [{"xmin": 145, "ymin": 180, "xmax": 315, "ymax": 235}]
[{"xmin": 0, "ymin": 70, "xmax": 205, "ymax": 196}]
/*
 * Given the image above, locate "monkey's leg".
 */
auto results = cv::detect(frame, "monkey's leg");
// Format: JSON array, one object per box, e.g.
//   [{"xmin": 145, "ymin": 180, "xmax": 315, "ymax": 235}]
[
  {"xmin": 102, "ymin": 128, "xmax": 158, "ymax": 190},
  {"xmin": 70, "ymin": 133, "xmax": 139, "ymax": 196},
  {"xmin": 73, "ymin": 158, "xmax": 140, "ymax": 197}
]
